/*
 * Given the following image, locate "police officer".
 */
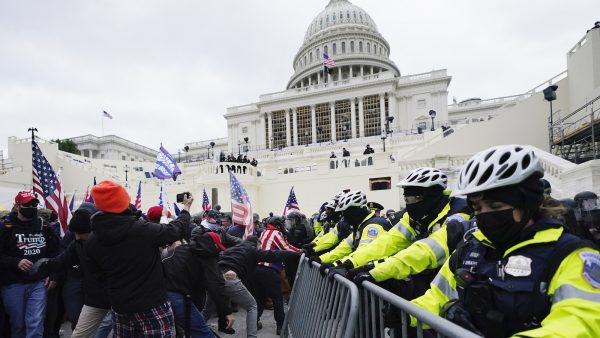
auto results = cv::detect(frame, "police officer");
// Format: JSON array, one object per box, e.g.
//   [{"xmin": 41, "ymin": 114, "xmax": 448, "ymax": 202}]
[
  {"xmin": 304, "ymin": 193, "xmax": 350, "ymax": 256},
  {"xmin": 367, "ymin": 202, "xmax": 384, "ymax": 217},
  {"xmin": 310, "ymin": 191, "xmax": 391, "ymax": 273},
  {"xmin": 574, "ymin": 191, "xmax": 600, "ymax": 244},
  {"xmin": 345, "ymin": 167, "xmax": 471, "ymax": 285},
  {"xmin": 410, "ymin": 144, "xmax": 600, "ymax": 337}
]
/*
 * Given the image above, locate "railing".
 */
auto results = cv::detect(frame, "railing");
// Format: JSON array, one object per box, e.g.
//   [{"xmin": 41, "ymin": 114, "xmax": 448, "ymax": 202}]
[
  {"xmin": 284, "ymin": 258, "xmax": 483, "ymax": 338},
  {"xmin": 282, "ymin": 257, "xmax": 359, "ymax": 338}
]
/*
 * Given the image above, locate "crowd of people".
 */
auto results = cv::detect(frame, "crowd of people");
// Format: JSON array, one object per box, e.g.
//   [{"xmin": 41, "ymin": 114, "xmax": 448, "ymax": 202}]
[
  {"xmin": 218, "ymin": 152, "xmax": 258, "ymax": 167},
  {"xmin": 2, "ymin": 144, "xmax": 600, "ymax": 337}
]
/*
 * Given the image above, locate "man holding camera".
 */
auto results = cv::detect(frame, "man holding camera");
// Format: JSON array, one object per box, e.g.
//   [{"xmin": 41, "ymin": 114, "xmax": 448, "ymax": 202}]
[{"xmin": 86, "ymin": 180, "xmax": 194, "ymax": 337}]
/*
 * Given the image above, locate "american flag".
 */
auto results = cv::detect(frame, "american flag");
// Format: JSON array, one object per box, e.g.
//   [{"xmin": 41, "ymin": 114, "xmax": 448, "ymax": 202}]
[
  {"xmin": 102, "ymin": 110, "xmax": 113, "ymax": 119},
  {"xmin": 87, "ymin": 177, "xmax": 97, "ymax": 203},
  {"xmin": 31, "ymin": 141, "xmax": 71, "ymax": 236},
  {"xmin": 230, "ymin": 173, "xmax": 254, "ymax": 239},
  {"xmin": 134, "ymin": 181, "xmax": 142, "ymax": 210},
  {"xmin": 323, "ymin": 53, "xmax": 335, "ymax": 74},
  {"xmin": 283, "ymin": 186, "xmax": 300, "ymax": 216},
  {"xmin": 68, "ymin": 191, "xmax": 75, "ymax": 213},
  {"xmin": 202, "ymin": 188, "xmax": 211, "ymax": 211}
]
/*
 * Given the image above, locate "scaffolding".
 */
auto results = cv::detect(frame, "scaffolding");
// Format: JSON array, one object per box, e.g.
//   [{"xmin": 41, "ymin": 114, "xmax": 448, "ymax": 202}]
[{"xmin": 550, "ymin": 95, "xmax": 600, "ymax": 163}]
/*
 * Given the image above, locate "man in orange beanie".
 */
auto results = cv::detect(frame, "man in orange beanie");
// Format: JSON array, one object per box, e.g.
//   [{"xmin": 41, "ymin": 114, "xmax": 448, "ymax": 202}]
[{"xmin": 86, "ymin": 181, "xmax": 194, "ymax": 337}]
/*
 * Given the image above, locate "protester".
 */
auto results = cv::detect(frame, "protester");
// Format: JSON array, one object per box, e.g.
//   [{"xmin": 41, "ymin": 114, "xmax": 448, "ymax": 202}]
[
  {"xmin": 162, "ymin": 230, "xmax": 235, "ymax": 338},
  {"xmin": 86, "ymin": 181, "xmax": 193, "ymax": 337},
  {"xmin": 0, "ymin": 191, "xmax": 60, "ymax": 338}
]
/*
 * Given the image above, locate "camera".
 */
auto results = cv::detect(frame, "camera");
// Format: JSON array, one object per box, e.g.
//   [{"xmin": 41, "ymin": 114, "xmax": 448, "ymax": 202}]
[{"xmin": 176, "ymin": 192, "xmax": 190, "ymax": 203}]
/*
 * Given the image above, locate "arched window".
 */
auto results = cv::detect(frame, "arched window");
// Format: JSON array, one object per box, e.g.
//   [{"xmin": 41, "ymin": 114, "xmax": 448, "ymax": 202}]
[
  {"xmin": 350, "ymin": 41, "xmax": 355, "ymax": 53},
  {"xmin": 333, "ymin": 13, "xmax": 336, "ymax": 22},
  {"xmin": 353, "ymin": 12, "xmax": 357, "ymax": 20},
  {"xmin": 374, "ymin": 43, "xmax": 378, "ymax": 54},
  {"xmin": 333, "ymin": 43, "xmax": 337, "ymax": 55},
  {"xmin": 304, "ymin": 55, "xmax": 307, "ymax": 65},
  {"xmin": 310, "ymin": 52, "xmax": 313, "ymax": 62},
  {"xmin": 320, "ymin": 18, "xmax": 323, "ymax": 28},
  {"xmin": 326, "ymin": 15, "xmax": 329, "ymax": 24},
  {"xmin": 347, "ymin": 11, "xmax": 350, "ymax": 19},
  {"xmin": 324, "ymin": 45, "xmax": 328, "ymax": 54},
  {"xmin": 342, "ymin": 42, "xmax": 346, "ymax": 53},
  {"xmin": 367, "ymin": 42, "xmax": 371, "ymax": 53},
  {"xmin": 359, "ymin": 41, "xmax": 363, "ymax": 53},
  {"xmin": 380, "ymin": 47, "xmax": 383, "ymax": 55}
]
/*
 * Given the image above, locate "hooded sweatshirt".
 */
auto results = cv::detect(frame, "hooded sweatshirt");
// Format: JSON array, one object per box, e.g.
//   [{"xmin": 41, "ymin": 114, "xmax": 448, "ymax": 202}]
[
  {"xmin": 86, "ymin": 209, "xmax": 190, "ymax": 313},
  {"xmin": 162, "ymin": 235, "xmax": 232, "ymax": 317},
  {"xmin": 0, "ymin": 212, "xmax": 59, "ymax": 285}
]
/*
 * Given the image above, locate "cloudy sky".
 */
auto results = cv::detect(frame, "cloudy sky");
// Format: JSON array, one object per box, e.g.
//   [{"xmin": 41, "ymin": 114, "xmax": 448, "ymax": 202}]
[{"xmin": 1, "ymin": 0, "xmax": 598, "ymax": 156}]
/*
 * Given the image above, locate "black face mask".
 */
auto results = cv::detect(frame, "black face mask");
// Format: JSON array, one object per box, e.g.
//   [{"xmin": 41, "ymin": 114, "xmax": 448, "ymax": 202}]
[
  {"xmin": 476, "ymin": 208, "xmax": 526, "ymax": 253},
  {"xmin": 343, "ymin": 208, "xmax": 369, "ymax": 227},
  {"xmin": 19, "ymin": 207, "xmax": 38, "ymax": 219}
]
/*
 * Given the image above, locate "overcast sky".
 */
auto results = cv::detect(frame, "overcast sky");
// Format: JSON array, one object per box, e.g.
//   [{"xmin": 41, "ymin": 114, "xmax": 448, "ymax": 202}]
[{"xmin": 1, "ymin": 0, "xmax": 598, "ymax": 156}]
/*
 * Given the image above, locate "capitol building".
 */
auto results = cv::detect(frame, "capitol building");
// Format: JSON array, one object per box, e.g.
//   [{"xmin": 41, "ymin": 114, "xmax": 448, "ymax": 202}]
[{"xmin": 1, "ymin": 0, "xmax": 600, "ymax": 216}]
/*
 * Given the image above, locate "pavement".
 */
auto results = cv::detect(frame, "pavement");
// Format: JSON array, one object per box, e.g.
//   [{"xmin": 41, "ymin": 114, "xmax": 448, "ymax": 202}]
[{"xmin": 59, "ymin": 306, "xmax": 282, "ymax": 338}]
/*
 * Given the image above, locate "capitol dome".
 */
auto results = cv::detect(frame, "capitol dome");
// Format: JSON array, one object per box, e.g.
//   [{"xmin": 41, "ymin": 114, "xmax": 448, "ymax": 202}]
[{"xmin": 287, "ymin": 0, "xmax": 400, "ymax": 89}]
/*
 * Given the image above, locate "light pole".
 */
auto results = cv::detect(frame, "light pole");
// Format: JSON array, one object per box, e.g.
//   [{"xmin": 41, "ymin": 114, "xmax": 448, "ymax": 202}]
[
  {"xmin": 304, "ymin": 131, "xmax": 309, "ymax": 147},
  {"xmin": 124, "ymin": 165, "xmax": 129, "ymax": 188},
  {"xmin": 184, "ymin": 145, "xmax": 189, "ymax": 162},
  {"xmin": 209, "ymin": 141, "xmax": 215, "ymax": 159},
  {"xmin": 28, "ymin": 127, "xmax": 38, "ymax": 142},
  {"xmin": 381, "ymin": 129, "xmax": 388, "ymax": 152},
  {"xmin": 543, "ymin": 85, "xmax": 558, "ymax": 152},
  {"xmin": 270, "ymin": 136, "xmax": 274, "ymax": 151},
  {"xmin": 385, "ymin": 116, "xmax": 394, "ymax": 136},
  {"xmin": 317, "ymin": 127, "xmax": 323, "ymax": 146},
  {"xmin": 243, "ymin": 137, "xmax": 249, "ymax": 154},
  {"xmin": 429, "ymin": 110, "xmax": 437, "ymax": 131}
]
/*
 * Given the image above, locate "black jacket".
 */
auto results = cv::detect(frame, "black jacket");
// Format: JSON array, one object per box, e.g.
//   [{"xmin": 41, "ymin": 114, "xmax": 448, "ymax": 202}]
[
  {"xmin": 218, "ymin": 240, "xmax": 301, "ymax": 281},
  {"xmin": 46, "ymin": 238, "xmax": 110, "ymax": 309},
  {"xmin": 86, "ymin": 209, "xmax": 190, "ymax": 314},
  {"xmin": 163, "ymin": 237, "xmax": 232, "ymax": 317},
  {"xmin": 0, "ymin": 212, "xmax": 59, "ymax": 285}
]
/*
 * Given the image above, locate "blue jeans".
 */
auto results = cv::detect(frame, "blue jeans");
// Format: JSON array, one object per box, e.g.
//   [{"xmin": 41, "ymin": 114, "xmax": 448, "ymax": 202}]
[
  {"xmin": 168, "ymin": 291, "xmax": 214, "ymax": 338},
  {"xmin": 1, "ymin": 281, "xmax": 47, "ymax": 338},
  {"xmin": 93, "ymin": 312, "xmax": 113, "ymax": 338}
]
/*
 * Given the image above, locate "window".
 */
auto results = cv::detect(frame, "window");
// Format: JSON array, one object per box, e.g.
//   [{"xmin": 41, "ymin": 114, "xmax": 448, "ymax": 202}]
[
  {"xmin": 297, "ymin": 106, "xmax": 312, "ymax": 145},
  {"xmin": 370, "ymin": 177, "xmax": 392, "ymax": 191},
  {"xmin": 326, "ymin": 15, "xmax": 329, "ymax": 24},
  {"xmin": 333, "ymin": 13, "xmax": 336, "ymax": 22},
  {"xmin": 380, "ymin": 47, "xmax": 383, "ymax": 55},
  {"xmin": 304, "ymin": 55, "xmax": 307, "ymax": 65},
  {"xmin": 317, "ymin": 48, "xmax": 320, "ymax": 59},
  {"xmin": 351, "ymin": 41, "xmax": 355, "ymax": 53},
  {"xmin": 347, "ymin": 11, "xmax": 350, "ymax": 19},
  {"xmin": 374, "ymin": 43, "xmax": 377, "ymax": 54},
  {"xmin": 363, "ymin": 95, "xmax": 382, "ymax": 137},
  {"xmin": 122, "ymin": 155, "xmax": 126, "ymax": 161},
  {"xmin": 342, "ymin": 42, "xmax": 346, "ymax": 53},
  {"xmin": 315, "ymin": 103, "xmax": 331, "ymax": 143},
  {"xmin": 359, "ymin": 41, "xmax": 363, "ymax": 52},
  {"xmin": 324, "ymin": 45, "xmax": 328, "ymax": 54},
  {"xmin": 264, "ymin": 114, "xmax": 269, "ymax": 147},
  {"xmin": 310, "ymin": 52, "xmax": 313, "ymax": 62},
  {"xmin": 335, "ymin": 100, "xmax": 352, "ymax": 141},
  {"xmin": 367, "ymin": 42, "xmax": 371, "ymax": 53},
  {"xmin": 333, "ymin": 43, "xmax": 337, "ymax": 55},
  {"xmin": 271, "ymin": 110, "xmax": 287, "ymax": 148},
  {"xmin": 417, "ymin": 99, "xmax": 426, "ymax": 109},
  {"xmin": 242, "ymin": 127, "xmax": 248, "ymax": 134}
]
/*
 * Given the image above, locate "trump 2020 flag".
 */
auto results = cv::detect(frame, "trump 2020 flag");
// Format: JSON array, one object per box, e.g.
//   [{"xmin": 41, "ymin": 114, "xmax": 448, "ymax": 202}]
[
  {"xmin": 134, "ymin": 181, "xmax": 142, "ymax": 210},
  {"xmin": 154, "ymin": 145, "xmax": 182, "ymax": 181},
  {"xmin": 202, "ymin": 188, "xmax": 211, "ymax": 211},
  {"xmin": 283, "ymin": 187, "xmax": 300, "ymax": 216},
  {"xmin": 230, "ymin": 173, "xmax": 253, "ymax": 239}
]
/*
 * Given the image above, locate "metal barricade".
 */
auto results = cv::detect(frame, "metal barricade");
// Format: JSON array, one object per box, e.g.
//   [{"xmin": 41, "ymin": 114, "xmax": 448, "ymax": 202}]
[
  {"xmin": 357, "ymin": 281, "xmax": 482, "ymax": 338},
  {"xmin": 282, "ymin": 256, "xmax": 359, "ymax": 338}
]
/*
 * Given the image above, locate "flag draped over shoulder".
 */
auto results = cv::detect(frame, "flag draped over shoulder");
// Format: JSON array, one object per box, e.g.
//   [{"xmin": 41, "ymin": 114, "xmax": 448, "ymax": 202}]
[
  {"xmin": 154, "ymin": 145, "xmax": 182, "ymax": 181},
  {"xmin": 31, "ymin": 141, "xmax": 71, "ymax": 236},
  {"xmin": 134, "ymin": 181, "xmax": 142, "ymax": 210},
  {"xmin": 229, "ymin": 173, "xmax": 253, "ymax": 239},
  {"xmin": 283, "ymin": 187, "xmax": 300, "ymax": 216},
  {"xmin": 202, "ymin": 188, "xmax": 211, "ymax": 211}
]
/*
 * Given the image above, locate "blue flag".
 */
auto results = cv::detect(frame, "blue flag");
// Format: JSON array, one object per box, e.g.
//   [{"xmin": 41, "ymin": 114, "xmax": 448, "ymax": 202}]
[
  {"xmin": 68, "ymin": 192, "xmax": 75, "ymax": 213},
  {"xmin": 173, "ymin": 203, "xmax": 181, "ymax": 216},
  {"xmin": 87, "ymin": 177, "xmax": 97, "ymax": 203},
  {"xmin": 154, "ymin": 145, "xmax": 182, "ymax": 181}
]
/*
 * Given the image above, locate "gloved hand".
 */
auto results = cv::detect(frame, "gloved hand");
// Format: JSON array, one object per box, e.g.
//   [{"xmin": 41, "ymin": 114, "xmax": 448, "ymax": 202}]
[
  {"xmin": 319, "ymin": 262, "xmax": 335, "ymax": 275},
  {"xmin": 327, "ymin": 267, "xmax": 348, "ymax": 281},
  {"xmin": 353, "ymin": 272, "xmax": 375, "ymax": 286},
  {"xmin": 443, "ymin": 301, "xmax": 483, "ymax": 335},
  {"xmin": 28, "ymin": 258, "xmax": 50, "ymax": 279},
  {"xmin": 319, "ymin": 211, "xmax": 328, "ymax": 221},
  {"xmin": 302, "ymin": 242, "xmax": 316, "ymax": 250},
  {"xmin": 308, "ymin": 256, "xmax": 321, "ymax": 266},
  {"xmin": 346, "ymin": 262, "xmax": 375, "ymax": 280},
  {"xmin": 302, "ymin": 245, "xmax": 315, "ymax": 256},
  {"xmin": 340, "ymin": 260, "xmax": 355, "ymax": 270}
]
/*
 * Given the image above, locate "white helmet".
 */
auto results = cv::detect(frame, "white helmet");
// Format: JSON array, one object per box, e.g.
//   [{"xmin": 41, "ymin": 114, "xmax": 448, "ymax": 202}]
[
  {"xmin": 452, "ymin": 145, "xmax": 543, "ymax": 197},
  {"xmin": 324, "ymin": 200, "xmax": 336, "ymax": 210},
  {"xmin": 397, "ymin": 167, "xmax": 448, "ymax": 189},
  {"xmin": 335, "ymin": 191, "xmax": 367, "ymax": 212}
]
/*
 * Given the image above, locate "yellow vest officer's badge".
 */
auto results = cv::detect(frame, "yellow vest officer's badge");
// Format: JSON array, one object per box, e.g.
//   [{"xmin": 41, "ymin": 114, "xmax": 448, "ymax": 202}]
[
  {"xmin": 504, "ymin": 255, "xmax": 532, "ymax": 277},
  {"xmin": 580, "ymin": 251, "xmax": 600, "ymax": 289}
]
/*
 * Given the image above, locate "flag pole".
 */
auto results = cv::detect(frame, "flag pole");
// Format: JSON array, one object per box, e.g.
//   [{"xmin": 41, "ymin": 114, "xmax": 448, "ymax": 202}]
[{"xmin": 101, "ymin": 111, "xmax": 104, "ymax": 137}]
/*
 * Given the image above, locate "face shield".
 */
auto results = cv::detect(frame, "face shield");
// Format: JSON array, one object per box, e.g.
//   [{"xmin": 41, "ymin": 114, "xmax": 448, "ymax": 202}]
[
  {"xmin": 578, "ymin": 198, "xmax": 600, "ymax": 229},
  {"xmin": 285, "ymin": 218, "xmax": 296, "ymax": 231}
]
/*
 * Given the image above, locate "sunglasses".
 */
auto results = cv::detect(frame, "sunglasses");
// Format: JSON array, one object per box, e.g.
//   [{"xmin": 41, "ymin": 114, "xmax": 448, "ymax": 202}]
[{"xmin": 21, "ymin": 202, "xmax": 39, "ymax": 208}]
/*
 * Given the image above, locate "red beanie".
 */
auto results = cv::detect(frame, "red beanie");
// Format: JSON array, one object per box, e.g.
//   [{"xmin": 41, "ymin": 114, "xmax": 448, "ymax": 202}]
[
  {"xmin": 91, "ymin": 180, "xmax": 131, "ymax": 214},
  {"xmin": 146, "ymin": 206, "xmax": 171, "ymax": 223}
]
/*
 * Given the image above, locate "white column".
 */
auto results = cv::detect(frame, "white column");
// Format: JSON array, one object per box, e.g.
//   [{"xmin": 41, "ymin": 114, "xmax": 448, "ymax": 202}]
[
  {"xmin": 285, "ymin": 109, "xmax": 291, "ymax": 146},
  {"xmin": 338, "ymin": 67, "xmax": 342, "ymax": 81},
  {"xmin": 330, "ymin": 102, "xmax": 336, "ymax": 142},
  {"xmin": 388, "ymin": 92, "xmax": 398, "ymax": 133},
  {"xmin": 380, "ymin": 93, "xmax": 386, "ymax": 134},
  {"xmin": 360, "ymin": 66, "xmax": 364, "ymax": 76},
  {"xmin": 311, "ymin": 105, "xmax": 317, "ymax": 144},
  {"xmin": 358, "ymin": 97, "xmax": 365, "ymax": 138},
  {"xmin": 318, "ymin": 72, "xmax": 321, "ymax": 85},
  {"xmin": 267, "ymin": 112, "xmax": 273, "ymax": 149},
  {"xmin": 349, "ymin": 65, "xmax": 353, "ymax": 78},
  {"xmin": 350, "ymin": 98, "xmax": 357, "ymax": 139},
  {"xmin": 259, "ymin": 113, "xmax": 266, "ymax": 149},
  {"xmin": 308, "ymin": 76, "xmax": 312, "ymax": 86},
  {"xmin": 292, "ymin": 108, "xmax": 298, "ymax": 146}
]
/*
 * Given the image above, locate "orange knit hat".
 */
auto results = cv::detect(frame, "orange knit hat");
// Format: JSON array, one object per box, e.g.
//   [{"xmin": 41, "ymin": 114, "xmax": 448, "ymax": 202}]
[{"xmin": 91, "ymin": 180, "xmax": 131, "ymax": 214}]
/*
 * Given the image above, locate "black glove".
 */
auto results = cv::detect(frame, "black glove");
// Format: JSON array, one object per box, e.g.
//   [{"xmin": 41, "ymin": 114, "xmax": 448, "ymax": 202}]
[
  {"xmin": 319, "ymin": 262, "xmax": 335, "ymax": 275},
  {"xmin": 303, "ymin": 246, "xmax": 315, "ymax": 256},
  {"xmin": 346, "ymin": 262, "xmax": 375, "ymax": 280},
  {"xmin": 353, "ymin": 272, "xmax": 375, "ymax": 286},
  {"xmin": 308, "ymin": 256, "xmax": 321, "ymax": 266},
  {"xmin": 340, "ymin": 260, "xmax": 355, "ymax": 270},
  {"xmin": 327, "ymin": 267, "xmax": 348, "ymax": 281},
  {"xmin": 302, "ymin": 242, "xmax": 316, "ymax": 250},
  {"xmin": 443, "ymin": 301, "xmax": 483, "ymax": 335},
  {"xmin": 28, "ymin": 258, "xmax": 50, "ymax": 279}
]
